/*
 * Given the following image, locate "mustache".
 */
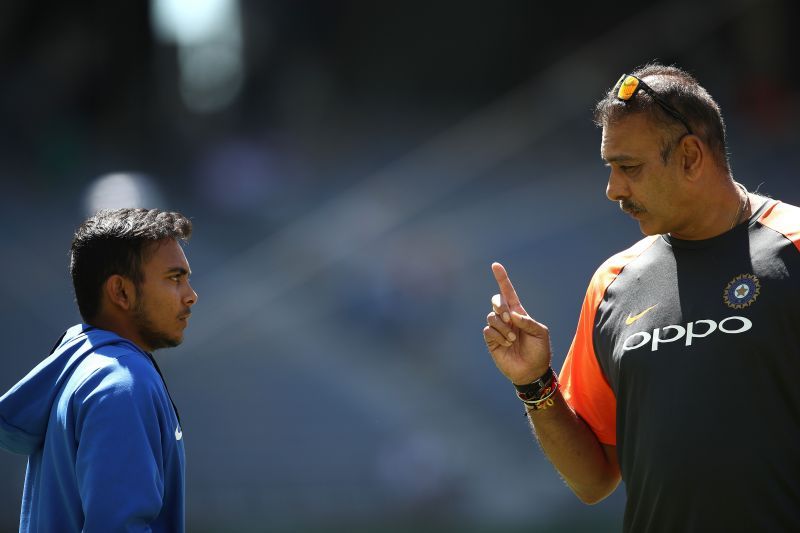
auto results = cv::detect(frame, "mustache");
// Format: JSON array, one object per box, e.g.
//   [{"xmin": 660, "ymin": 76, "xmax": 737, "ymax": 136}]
[{"xmin": 620, "ymin": 199, "xmax": 646, "ymax": 215}]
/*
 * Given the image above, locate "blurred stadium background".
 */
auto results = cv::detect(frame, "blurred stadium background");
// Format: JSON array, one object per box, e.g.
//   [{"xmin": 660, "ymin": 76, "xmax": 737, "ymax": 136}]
[{"xmin": 0, "ymin": 0, "xmax": 798, "ymax": 531}]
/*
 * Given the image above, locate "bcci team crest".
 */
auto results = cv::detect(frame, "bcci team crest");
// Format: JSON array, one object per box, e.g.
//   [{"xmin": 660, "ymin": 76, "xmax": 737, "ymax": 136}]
[{"xmin": 723, "ymin": 274, "xmax": 761, "ymax": 309}]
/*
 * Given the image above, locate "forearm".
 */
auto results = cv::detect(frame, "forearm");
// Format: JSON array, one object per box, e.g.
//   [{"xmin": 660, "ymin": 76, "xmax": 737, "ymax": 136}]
[
  {"xmin": 483, "ymin": 265, "xmax": 620, "ymax": 502},
  {"xmin": 526, "ymin": 390, "xmax": 620, "ymax": 504}
]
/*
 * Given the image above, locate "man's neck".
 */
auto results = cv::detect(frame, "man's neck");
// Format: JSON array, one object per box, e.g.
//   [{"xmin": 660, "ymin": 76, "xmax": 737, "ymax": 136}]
[
  {"xmin": 88, "ymin": 315, "xmax": 153, "ymax": 353},
  {"xmin": 669, "ymin": 179, "xmax": 750, "ymax": 240}
]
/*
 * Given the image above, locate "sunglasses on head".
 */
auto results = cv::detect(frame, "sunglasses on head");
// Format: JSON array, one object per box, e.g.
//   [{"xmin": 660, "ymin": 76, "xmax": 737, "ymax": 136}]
[{"xmin": 613, "ymin": 74, "xmax": 693, "ymax": 135}]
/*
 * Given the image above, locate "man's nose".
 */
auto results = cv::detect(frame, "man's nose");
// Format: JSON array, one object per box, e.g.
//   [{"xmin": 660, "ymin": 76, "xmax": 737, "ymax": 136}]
[
  {"xmin": 606, "ymin": 170, "xmax": 629, "ymax": 202},
  {"xmin": 184, "ymin": 283, "xmax": 198, "ymax": 306}
]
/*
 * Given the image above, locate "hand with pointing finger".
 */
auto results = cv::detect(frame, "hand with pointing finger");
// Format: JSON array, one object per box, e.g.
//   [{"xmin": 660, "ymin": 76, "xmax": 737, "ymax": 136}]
[{"xmin": 483, "ymin": 262, "xmax": 553, "ymax": 385}]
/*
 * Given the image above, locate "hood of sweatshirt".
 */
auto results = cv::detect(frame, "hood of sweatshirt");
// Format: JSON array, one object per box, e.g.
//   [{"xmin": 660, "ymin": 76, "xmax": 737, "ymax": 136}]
[{"xmin": 0, "ymin": 324, "xmax": 142, "ymax": 455}]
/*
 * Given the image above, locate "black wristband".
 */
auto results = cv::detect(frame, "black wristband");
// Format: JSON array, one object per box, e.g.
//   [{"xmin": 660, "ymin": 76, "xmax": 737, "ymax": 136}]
[{"xmin": 513, "ymin": 367, "xmax": 557, "ymax": 403}]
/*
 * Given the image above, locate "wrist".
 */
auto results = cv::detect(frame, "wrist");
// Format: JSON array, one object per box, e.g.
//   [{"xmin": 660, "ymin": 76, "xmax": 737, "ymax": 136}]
[
  {"xmin": 511, "ymin": 363, "xmax": 553, "ymax": 388},
  {"xmin": 513, "ymin": 366, "xmax": 559, "ymax": 409}
]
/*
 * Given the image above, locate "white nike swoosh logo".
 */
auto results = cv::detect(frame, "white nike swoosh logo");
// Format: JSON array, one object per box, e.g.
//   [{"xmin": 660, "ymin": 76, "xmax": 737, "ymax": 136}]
[
  {"xmin": 625, "ymin": 304, "xmax": 658, "ymax": 325},
  {"xmin": 175, "ymin": 426, "xmax": 183, "ymax": 441}
]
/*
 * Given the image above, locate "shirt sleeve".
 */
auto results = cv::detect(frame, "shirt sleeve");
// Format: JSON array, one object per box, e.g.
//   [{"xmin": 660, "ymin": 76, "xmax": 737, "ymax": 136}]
[
  {"xmin": 559, "ymin": 280, "xmax": 618, "ymax": 445},
  {"xmin": 559, "ymin": 236, "xmax": 659, "ymax": 446},
  {"xmin": 73, "ymin": 359, "xmax": 165, "ymax": 532},
  {"xmin": 758, "ymin": 200, "xmax": 800, "ymax": 252}
]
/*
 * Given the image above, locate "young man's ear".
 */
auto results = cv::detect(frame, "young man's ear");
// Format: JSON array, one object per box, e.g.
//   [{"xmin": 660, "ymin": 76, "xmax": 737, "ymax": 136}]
[{"xmin": 104, "ymin": 275, "xmax": 137, "ymax": 311}]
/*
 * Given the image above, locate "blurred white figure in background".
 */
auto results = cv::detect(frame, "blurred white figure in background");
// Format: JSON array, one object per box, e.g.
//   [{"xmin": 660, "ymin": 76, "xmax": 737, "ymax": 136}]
[{"xmin": 84, "ymin": 172, "xmax": 165, "ymax": 216}]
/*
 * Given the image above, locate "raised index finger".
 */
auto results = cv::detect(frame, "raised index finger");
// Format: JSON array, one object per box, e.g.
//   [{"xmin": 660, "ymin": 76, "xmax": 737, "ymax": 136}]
[{"xmin": 491, "ymin": 262, "xmax": 524, "ymax": 312}]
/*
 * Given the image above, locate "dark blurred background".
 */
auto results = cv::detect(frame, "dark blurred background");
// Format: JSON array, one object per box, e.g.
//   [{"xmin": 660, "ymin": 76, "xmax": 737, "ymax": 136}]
[{"xmin": 1, "ymin": 0, "xmax": 798, "ymax": 531}]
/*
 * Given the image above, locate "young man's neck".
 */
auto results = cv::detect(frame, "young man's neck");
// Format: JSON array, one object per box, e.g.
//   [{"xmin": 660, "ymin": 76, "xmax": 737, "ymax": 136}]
[{"xmin": 88, "ymin": 315, "xmax": 153, "ymax": 353}]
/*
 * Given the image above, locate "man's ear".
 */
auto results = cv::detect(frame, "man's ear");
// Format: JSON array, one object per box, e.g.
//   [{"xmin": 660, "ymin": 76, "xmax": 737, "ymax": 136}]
[
  {"xmin": 104, "ymin": 275, "xmax": 136, "ymax": 311},
  {"xmin": 680, "ymin": 134, "xmax": 704, "ymax": 181}
]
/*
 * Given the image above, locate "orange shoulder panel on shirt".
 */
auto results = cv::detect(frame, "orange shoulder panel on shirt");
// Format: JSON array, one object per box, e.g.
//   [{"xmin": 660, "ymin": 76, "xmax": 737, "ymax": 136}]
[
  {"xmin": 559, "ymin": 235, "xmax": 658, "ymax": 446},
  {"xmin": 758, "ymin": 200, "xmax": 800, "ymax": 252}
]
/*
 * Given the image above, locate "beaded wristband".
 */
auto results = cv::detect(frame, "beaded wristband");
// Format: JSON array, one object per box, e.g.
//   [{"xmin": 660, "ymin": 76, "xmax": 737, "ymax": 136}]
[{"xmin": 523, "ymin": 383, "xmax": 558, "ymax": 411}]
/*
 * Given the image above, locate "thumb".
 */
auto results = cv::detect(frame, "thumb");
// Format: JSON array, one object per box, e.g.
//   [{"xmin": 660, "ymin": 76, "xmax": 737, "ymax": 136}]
[{"xmin": 510, "ymin": 311, "xmax": 549, "ymax": 338}]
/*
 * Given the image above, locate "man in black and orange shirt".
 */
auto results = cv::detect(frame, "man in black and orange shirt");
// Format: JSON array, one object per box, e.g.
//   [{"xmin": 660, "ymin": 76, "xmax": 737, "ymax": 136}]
[{"xmin": 483, "ymin": 62, "xmax": 800, "ymax": 532}]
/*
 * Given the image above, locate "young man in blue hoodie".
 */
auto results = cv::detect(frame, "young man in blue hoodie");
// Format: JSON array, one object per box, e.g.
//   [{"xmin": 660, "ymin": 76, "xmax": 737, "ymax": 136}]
[{"xmin": 0, "ymin": 208, "xmax": 198, "ymax": 532}]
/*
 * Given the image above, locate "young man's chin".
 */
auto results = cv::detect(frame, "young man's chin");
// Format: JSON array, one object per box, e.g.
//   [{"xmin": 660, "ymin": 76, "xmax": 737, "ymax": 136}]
[
  {"xmin": 143, "ymin": 333, "xmax": 184, "ymax": 352},
  {"xmin": 162, "ymin": 335, "xmax": 183, "ymax": 349}
]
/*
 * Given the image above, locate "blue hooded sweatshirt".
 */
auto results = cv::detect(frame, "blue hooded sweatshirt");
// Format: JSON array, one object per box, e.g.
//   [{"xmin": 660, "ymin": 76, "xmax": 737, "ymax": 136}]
[{"xmin": 0, "ymin": 324, "xmax": 185, "ymax": 532}]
